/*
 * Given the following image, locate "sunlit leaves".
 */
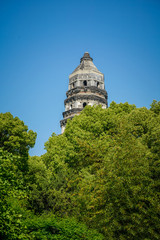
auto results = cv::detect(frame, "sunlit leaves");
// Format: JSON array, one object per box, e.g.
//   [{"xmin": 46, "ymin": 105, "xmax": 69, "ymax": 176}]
[{"xmin": 0, "ymin": 112, "xmax": 37, "ymax": 156}]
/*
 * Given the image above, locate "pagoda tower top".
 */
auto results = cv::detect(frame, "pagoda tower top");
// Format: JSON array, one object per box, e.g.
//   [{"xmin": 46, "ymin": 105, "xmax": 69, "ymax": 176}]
[
  {"xmin": 71, "ymin": 52, "xmax": 102, "ymax": 76},
  {"xmin": 80, "ymin": 52, "xmax": 93, "ymax": 62},
  {"xmin": 60, "ymin": 53, "xmax": 108, "ymax": 133}
]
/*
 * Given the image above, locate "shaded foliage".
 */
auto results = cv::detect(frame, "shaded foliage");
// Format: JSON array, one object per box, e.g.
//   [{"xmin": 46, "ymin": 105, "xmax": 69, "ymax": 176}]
[
  {"xmin": 0, "ymin": 149, "xmax": 29, "ymax": 239},
  {"xmin": 24, "ymin": 213, "xmax": 104, "ymax": 240}
]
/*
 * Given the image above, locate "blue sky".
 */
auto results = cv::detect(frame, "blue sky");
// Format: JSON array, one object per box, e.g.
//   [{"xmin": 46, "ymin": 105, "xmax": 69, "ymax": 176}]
[{"xmin": 0, "ymin": 0, "xmax": 160, "ymax": 156}]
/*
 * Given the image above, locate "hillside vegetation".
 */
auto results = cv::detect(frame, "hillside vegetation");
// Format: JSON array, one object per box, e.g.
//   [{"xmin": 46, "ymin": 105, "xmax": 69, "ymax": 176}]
[{"xmin": 0, "ymin": 101, "xmax": 160, "ymax": 239}]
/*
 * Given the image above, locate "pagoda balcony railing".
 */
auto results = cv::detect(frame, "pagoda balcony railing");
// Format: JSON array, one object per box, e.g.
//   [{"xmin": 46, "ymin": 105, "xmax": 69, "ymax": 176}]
[{"xmin": 62, "ymin": 108, "xmax": 83, "ymax": 118}]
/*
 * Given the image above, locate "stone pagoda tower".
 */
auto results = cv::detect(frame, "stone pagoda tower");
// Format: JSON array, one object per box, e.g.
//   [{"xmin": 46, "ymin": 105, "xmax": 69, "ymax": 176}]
[{"xmin": 60, "ymin": 52, "xmax": 108, "ymax": 133}]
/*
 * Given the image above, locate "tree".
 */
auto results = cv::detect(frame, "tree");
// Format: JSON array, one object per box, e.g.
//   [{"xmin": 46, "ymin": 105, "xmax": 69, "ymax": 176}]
[
  {"xmin": 0, "ymin": 113, "xmax": 37, "ymax": 239},
  {"xmin": 0, "ymin": 149, "xmax": 29, "ymax": 239},
  {"xmin": 150, "ymin": 100, "xmax": 160, "ymax": 114},
  {"xmin": 0, "ymin": 112, "xmax": 36, "ymax": 157},
  {"xmin": 42, "ymin": 101, "xmax": 160, "ymax": 239},
  {"xmin": 0, "ymin": 112, "xmax": 37, "ymax": 171}
]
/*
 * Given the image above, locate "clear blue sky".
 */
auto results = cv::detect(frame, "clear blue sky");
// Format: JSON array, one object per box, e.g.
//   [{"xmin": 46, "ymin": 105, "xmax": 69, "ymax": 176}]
[{"xmin": 0, "ymin": 0, "xmax": 160, "ymax": 156}]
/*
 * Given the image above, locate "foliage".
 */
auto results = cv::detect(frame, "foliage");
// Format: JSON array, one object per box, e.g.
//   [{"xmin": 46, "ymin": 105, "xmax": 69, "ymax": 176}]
[
  {"xmin": 27, "ymin": 154, "xmax": 75, "ymax": 215},
  {"xmin": 1, "ymin": 101, "xmax": 160, "ymax": 239},
  {"xmin": 0, "ymin": 113, "xmax": 37, "ymax": 239},
  {"xmin": 0, "ymin": 112, "xmax": 36, "ymax": 157},
  {"xmin": 150, "ymin": 100, "xmax": 160, "ymax": 114},
  {"xmin": 0, "ymin": 149, "xmax": 29, "ymax": 239},
  {"xmin": 0, "ymin": 114, "xmax": 102, "ymax": 239},
  {"xmin": 42, "ymin": 101, "xmax": 160, "ymax": 239},
  {"xmin": 24, "ymin": 213, "xmax": 104, "ymax": 240}
]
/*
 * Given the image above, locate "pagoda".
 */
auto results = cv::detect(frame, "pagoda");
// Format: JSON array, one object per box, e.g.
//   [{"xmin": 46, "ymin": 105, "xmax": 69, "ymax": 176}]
[{"xmin": 60, "ymin": 52, "xmax": 108, "ymax": 133}]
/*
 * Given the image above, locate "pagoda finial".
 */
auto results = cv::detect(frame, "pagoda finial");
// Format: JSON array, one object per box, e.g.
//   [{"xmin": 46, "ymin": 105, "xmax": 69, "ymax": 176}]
[{"xmin": 80, "ymin": 52, "xmax": 93, "ymax": 63}]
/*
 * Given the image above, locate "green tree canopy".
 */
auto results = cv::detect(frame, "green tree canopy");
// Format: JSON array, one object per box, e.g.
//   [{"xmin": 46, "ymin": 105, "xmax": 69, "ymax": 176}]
[
  {"xmin": 41, "ymin": 101, "xmax": 160, "ymax": 239},
  {"xmin": 0, "ymin": 112, "xmax": 36, "ymax": 157},
  {"xmin": 1, "ymin": 101, "xmax": 160, "ymax": 239}
]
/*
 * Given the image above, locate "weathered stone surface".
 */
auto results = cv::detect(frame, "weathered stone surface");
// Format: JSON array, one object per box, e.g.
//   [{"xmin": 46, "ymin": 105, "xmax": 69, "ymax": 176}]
[
  {"xmin": 64, "ymin": 95, "xmax": 107, "ymax": 105},
  {"xmin": 66, "ymin": 86, "xmax": 108, "ymax": 99}
]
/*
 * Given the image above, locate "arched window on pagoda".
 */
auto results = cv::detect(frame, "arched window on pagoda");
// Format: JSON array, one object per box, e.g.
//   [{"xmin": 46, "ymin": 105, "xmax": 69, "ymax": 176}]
[
  {"xmin": 83, "ymin": 102, "xmax": 87, "ymax": 108},
  {"xmin": 83, "ymin": 80, "xmax": 87, "ymax": 86}
]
